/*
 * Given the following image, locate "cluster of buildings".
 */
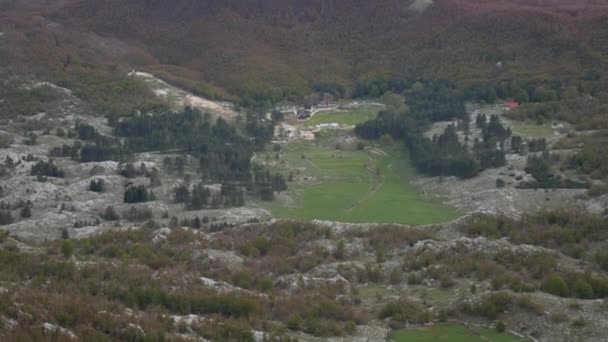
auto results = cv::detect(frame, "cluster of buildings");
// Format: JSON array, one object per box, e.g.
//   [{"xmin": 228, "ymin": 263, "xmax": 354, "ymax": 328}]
[{"xmin": 295, "ymin": 93, "xmax": 337, "ymax": 120}]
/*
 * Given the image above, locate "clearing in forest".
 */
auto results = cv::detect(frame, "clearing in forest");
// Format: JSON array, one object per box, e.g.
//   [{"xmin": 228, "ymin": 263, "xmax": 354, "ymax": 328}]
[
  {"xmin": 260, "ymin": 137, "xmax": 460, "ymax": 225},
  {"xmin": 303, "ymin": 104, "xmax": 382, "ymax": 127}
]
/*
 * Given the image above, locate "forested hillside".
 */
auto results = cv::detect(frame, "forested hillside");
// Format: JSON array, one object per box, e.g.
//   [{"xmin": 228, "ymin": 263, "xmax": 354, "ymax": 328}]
[{"xmin": 3, "ymin": 0, "xmax": 608, "ymax": 100}]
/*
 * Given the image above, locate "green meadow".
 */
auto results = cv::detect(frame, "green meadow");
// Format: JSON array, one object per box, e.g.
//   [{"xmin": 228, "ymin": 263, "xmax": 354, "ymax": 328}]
[
  {"xmin": 260, "ymin": 136, "xmax": 461, "ymax": 225},
  {"xmin": 390, "ymin": 324, "xmax": 529, "ymax": 342},
  {"xmin": 510, "ymin": 122, "xmax": 554, "ymax": 138},
  {"xmin": 304, "ymin": 104, "xmax": 382, "ymax": 127}
]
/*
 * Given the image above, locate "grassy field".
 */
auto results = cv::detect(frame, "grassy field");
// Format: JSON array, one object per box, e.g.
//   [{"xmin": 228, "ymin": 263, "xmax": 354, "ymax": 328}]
[
  {"xmin": 391, "ymin": 324, "xmax": 529, "ymax": 342},
  {"xmin": 260, "ymin": 136, "xmax": 461, "ymax": 225},
  {"xmin": 510, "ymin": 122, "xmax": 554, "ymax": 138},
  {"xmin": 304, "ymin": 104, "xmax": 382, "ymax": 127}
]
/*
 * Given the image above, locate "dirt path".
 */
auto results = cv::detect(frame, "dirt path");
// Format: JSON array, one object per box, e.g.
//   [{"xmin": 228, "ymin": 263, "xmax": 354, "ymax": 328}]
[
  {"xmin": 128, "ymin": 71, "xmax": 238, "ymax": 121},
  {"xmin": 347, "ymin": 161, "xmax": 389, "ymax": 212}
]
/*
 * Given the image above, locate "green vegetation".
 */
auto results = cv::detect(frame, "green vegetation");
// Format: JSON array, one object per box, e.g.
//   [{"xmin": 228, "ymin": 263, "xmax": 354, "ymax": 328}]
[
  {"xmin": 510, "ymin": 122, "xmax": 554, "ymax": 138},
  {"xmin": 262, "ymin": 138, "xmax": 460, "ymax": 225},
  {"xmin": 390, "ymin": 324, "xmax": 528, "ymax": 342},
  {"xmin": 356, "ymin": 102, "xmax": 510, "ymax": 179},
  {"xmin": 304, "ymin": 105, "xmax": 382, "ymax": 127}
]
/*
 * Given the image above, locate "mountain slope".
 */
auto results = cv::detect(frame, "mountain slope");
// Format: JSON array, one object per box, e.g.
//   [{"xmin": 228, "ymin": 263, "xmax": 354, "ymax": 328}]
[{"xmin": 3, "ymin": 0, "xmax": 608, "ymax": 97}]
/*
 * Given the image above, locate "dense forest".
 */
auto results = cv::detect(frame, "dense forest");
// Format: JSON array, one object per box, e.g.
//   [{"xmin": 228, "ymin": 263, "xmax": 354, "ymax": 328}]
[{"xmin": 355, "ymin": 80, "xmax": 512, "ymax": 179}]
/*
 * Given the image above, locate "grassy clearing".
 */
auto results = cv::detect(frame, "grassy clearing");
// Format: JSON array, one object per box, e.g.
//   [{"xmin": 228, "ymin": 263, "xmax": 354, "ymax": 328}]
[
  {"xmin": 304, "ymin": 105, "xmax": 382, "ymax": 127},
  {"xmin": 357, "ymin": 285, "xmax": 396, "ymax": 299},
  {"xmin": 390, "ymin": 324, "xmax": 528, "ymax": 342},
  {"xmin": 260, "ymin": 136, "xmax": 460, "ymax": 225},
  {"xmin": 510, "ymin": 122, "xmax": 554, "ymax": 138}
]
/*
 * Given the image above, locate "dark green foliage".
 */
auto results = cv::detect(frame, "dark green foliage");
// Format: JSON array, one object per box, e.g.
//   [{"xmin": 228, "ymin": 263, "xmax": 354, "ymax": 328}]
[
  {"xmin": 49, "ymin": 142, "xmax": 81, "ymax": 159},
  {"xmin": 114, "ymin": 108, "xmax": 251, "ymax": 182},
  {"xmin": 80, "ymin": 139, "xmax": 128, "ymax": 163},
  {"xmin": 30, "ymin": 160, "xmax": 65, "ymax": 178},
  {"xmin": 19, "ymin": 202, "xmax": 32, "ymax": 218},
  {"xmin": 0, "ymin": 210, "xmax": 13, "ymax": 225},
  {"xmin": 0, "ymin": 230, "xmax": 8, "ymax": 243},
  {"xmin": 335, "ymin": 240, "xmax": 345, "ymax": 260},
  {"xmin": 380, "ymin": 297, "xmax": 430, "ymax": 324},
  {"xmin": 522, "ymin": 152, "xmax": 589, "ymax": 189},
  {"xmin": 76, "ymin": 123, "xmax": 97, "ymax": 141},
  {"xmin": 313, "ymin": 82, "xmax": 346, "ymax": 99},
  {"xmin": 122, "ymin": 207, "xmax": 153, "ymax": 222},
  {"xmin": 511, "ymin": 135, "xmax": 523, "ymax": 153},
  {"xmin": 116, "ymin": 287, "xmax": 258, "ymax": 318},
  {"xmin": 101, "ymin": 206, "xmax": 119, "ymax": 221},
  {"xmin": 356, "ymin": 83, "xmax": 512, "ymax": 179},
  {"xmin": 496, "ymin": 321, "xmax": 506, "ymax": 333},
  {"xmin": 467, "ymin": 83, "xmax": 497, "ymax": 104},
  {"xmin": 89, "ymin": 178, "xmax": 105, "ymax": 193},
  {"xmin": 123, "ymin": 185, "xmax": 150, "ymax": 203},
  {"xmin": 474, "ymin": 292, "xmax": 513, "ymax": 320},
  {"xmin": 541, "ymin": 275, "xmax": 570, "ymax": 297},
  {"xmin": 528, "ymin": 138, "xmax": 547, "ymax": 153},
  {"xmin": 568, "ymin": 134, "xmax": 608, "ymax": 178},
  {"xmin": 188, "ymin": 183, "xmax": 211, "ymax": 210},
  {"xmin": 61, "ymin": 240, "xmax": 74, "ymax": 258}
]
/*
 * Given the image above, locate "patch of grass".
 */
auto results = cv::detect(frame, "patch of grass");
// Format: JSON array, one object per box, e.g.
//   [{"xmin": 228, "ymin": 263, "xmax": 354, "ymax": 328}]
[
  {"xmin": 261, "ymin": 139, "xmax": 461, "ymax": 225},
  {"xmin": 304, "ymin": 105, "xmax": 382, "ymax": 127},
  {"xmin": 390, "ymin": 324, "xmax": 529, "ymax": 342},
  {"xmin": 510, "ymin": 122, "xmax": 554, "ymax": 138},
  {"xmin": 413, "ymin": 287, "xmax": 454, "ymax": 303},
  {"xmin": 357, "ymin": 285, "xmax": 395, "ymax": 299}
]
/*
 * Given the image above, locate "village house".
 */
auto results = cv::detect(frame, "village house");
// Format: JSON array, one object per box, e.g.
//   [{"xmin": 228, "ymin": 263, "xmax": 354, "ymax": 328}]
[{"xmin": 296, "ymin": 105, "xmax": 314, "ymax": 120}]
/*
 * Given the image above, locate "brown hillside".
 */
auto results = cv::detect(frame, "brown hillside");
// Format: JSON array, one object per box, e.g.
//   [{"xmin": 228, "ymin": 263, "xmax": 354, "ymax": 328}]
[{"xmin": 3, "ymin": 0, "xmax": 608, "ymax": 97}]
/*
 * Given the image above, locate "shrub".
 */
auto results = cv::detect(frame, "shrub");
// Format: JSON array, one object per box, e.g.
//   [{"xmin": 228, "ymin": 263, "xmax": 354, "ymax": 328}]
[
  {"xmin": 30, "ymin": 160, "xmax": 65, "ymax": 178},
  {"xmin": 101, "ymin": 206, "xmax": 119, "ymax": 221},
  {"xmin": 495, "ymin": 320, "xmax": 506, "ymax": 333},
  {"xmin": 122, "ymin": 207, "xmax": 153, "ymax": 222},
  {"xmin": 572, "ymin": 317, "xmax": 586, "ymax": 327},
  {"xmin": 124, "ymin": 185, "xmax": 150, "ymax": 203},
  {"xmin": 0, "ymin": 230, "xmax": 9, "ymax": 243},
  {"xmin": 541, "ymin": 275, "xmax": 570, "ymax": 297},
  {"xmin": 517, "ymin": 296, "xmax": 544, "ymax": 316},
  {"xmin": 572, "ymin": 278, "xmax": 595, "ymax": 299},
  {"xmin": 587, "ymin": 184, "xmax": 608, "ymax": 198},
  {"xmin": 90, "ymin": 179, "xmax": 105, "ymax": 193},
  {"xmin": 380, "ymin": 297, "xmax": 430, "ymax": 324},
  {"xmin": 475, "ymin": 292, "xmax": 513, "ymax": 320},
  {"xmin": 335, "ymin": 240, "xmax": 345, "ymax": 260},
  {"xmin": 0, "ymin": 210, "xmax": 13, "ymax": 225},
  {"xmin": 61, "ymin": 240, "xmax": 74, "ymax": 258},
  {"xmin": 19, "ymin": 204, "xmax": 32, "ymax": 218}
]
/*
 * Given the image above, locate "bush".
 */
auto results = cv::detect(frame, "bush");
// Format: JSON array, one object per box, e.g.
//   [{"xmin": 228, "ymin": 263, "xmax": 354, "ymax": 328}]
[
  {"xmin": 572, "ymin": 278, "xmax": 595, "ymax": 299},
  {"xmin": 124, "ymin": 185, "xmax": 150, "ymax": 203},
  {"xmin": 572, "ymin": 317, "xmax": 586, "ymax": 327},
  {"xmin": 101, "ymin": 206, "xmax": 119, "ymax": 221},
  {"xmin": 0, "ymin": 230, "xmax": 9, "ymax": 243},
  {"xmin": 541, "ymin": 275, "xmax": 570, "ymax": 297},
  {"xmin": 517, "ymin": 296, "xmax": 544, "ymax": 316},
  {"xmin": 122, "ymin": 207, "xmax": 153, "ymax": 222},
  {"xmin": 30, "ymin": 160, "xmax": 65, "ymax": 178},
  {"xmin": 380, "ymin": 297, "xmax": 430, "ymax": 323},
  {"xmin": 0, "ymin": 210, "xmax": 13, "ymax": 225},
  {"xmin": 90, "ymin": 179, "xmax": 105, "ymax": 193},
  {"xmin": 587, "ymin": 184, "xmax": 608, "ymax": 198},
  {"xmin": 61, "ymin": 240, "xmax": 74, "ymax": 257},
  {"xmin": 475, "ymin": 292, "xmax": 513, "ymax": 320},
  {"xmin": 495, "ymin": 320, "xmax": 506, "ymax": 333}
]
